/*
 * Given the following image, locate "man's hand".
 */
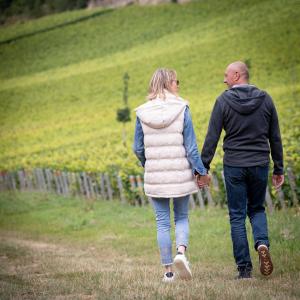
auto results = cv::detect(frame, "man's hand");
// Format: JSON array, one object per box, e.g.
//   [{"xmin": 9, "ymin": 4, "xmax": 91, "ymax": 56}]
[
  {"xmin": 272, "ymin": 174, "xmax": 284, "ymax": 191},
  {"xmin": 197, "ymin": 174, "xmax": 211, "ymax": 189}
]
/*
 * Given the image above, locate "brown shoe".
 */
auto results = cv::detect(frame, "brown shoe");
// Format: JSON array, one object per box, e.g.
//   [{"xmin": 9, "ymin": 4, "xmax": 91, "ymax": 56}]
[{"xmin": 258, "ymin": 245, "xmax": 273, "ymax": 276}]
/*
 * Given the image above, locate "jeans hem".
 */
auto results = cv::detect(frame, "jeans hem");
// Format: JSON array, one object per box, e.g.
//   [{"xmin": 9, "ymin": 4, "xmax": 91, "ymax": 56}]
[
  {"xmin": 176, "ymin": 243, "xmax": 188, "ymax": 250},
  {"xmin": 255, "ymin": 241, "xmax": 270, "ymax": 251},
  {"xmin": 237, "ymin": 264, "xmax": 253, "ymax": 271}
]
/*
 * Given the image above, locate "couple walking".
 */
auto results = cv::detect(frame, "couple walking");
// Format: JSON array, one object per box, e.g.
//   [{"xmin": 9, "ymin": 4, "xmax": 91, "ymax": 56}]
[{"xmin": 133, "ymin": 61, "xmax": 284, "ymax": 281}]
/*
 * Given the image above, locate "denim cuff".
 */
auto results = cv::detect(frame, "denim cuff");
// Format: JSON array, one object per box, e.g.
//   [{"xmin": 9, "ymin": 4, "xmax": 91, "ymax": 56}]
[
  {"xmin": 160, "ymin": 246, "xmax": 173, "ymax": 265},
  {"xmin": 255, "ymin": 240, "xmax": 270, "ymax": 251},
  {"xmin": 193, "ymin": 167, "xmax": 207, "ymax": 176}
]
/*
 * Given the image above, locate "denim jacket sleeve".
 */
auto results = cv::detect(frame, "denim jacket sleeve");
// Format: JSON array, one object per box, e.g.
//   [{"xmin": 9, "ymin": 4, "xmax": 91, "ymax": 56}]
[
  {"xmin": 183, "ymin": 107, "xmax": 207, "ymax": 176},
  {"xmin": 133, "ymin": 117, "xmax": 146, "ymax": 167}
]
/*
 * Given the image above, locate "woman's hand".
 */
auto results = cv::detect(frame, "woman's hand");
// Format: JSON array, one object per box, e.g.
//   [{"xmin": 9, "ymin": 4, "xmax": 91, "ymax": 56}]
[{"xmin": 197, "ymin": 174, "xmax": 211, "ymax": 189}]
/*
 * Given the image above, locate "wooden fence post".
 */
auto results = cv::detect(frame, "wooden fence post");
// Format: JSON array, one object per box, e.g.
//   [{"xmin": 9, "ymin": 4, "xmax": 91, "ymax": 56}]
[
  {"xmin": 92, "ymin": 174, "xmax": 99, "ymax": 199},
  {"xmin": 0, "ymin": 172, "xmax": 5, "ymax": 191},
  {"xmin": 211, "ymin": 173, "xmax": 222, "ymax": 207},
  {"xmin": 4, "ymin": 172, "xmax": 10, "ymax": 190},
  {"xmin": 45, "ymin": 169, "xmax": 53, "ymax": 192},
  {"xmin": 129, "ymin": 175, "xmax": 138, "ymax": 206},
  {"xmin": 82, "ymin": 172, "xmax": 90, "ymax": 198},
  {"xmin": 196, "ymin": 190, "xmax": 205, "ymax": 210},
  {"xmin": 62, "ymin": 171, "xmax": 68, "ymax": 196},
  {"xmin": 17, "ymin": 170, "xmax": 26, "ymax": 191},
  {"xmin": 53, "ymin": 171, "xmax": 61, "ymax": 194},
  {"xmin": 62, "ymin": 171, "xmax": 70, "ymax": 196},
  {"xmin": 26, "ymin": 170, "xmax": 33, "ymax": 191},
  {"xmin": 104, "ymin": 173, "xmax": 113, "ymax": 201},
  {"xmin": 117, "ymin": 174, "xmax": 126, "ymax": 204},
  {"xmin": 33, "ymin": 169, "xmax": 40, "ymax": 191},
  {"xmin": 35, "ymin": 168, "xmax": 45, "ymax": 191},
  {"xmin": 69, "ymin": 172, "xmax": 78, "ymax": 197},
  {"xmin": 4, "ymin": 172, "xmax": 9, "ymax": 190},
  {"xmin": 40, "ymin": 168, "xmax": 47, "ymax": 192},
  {"xmin": 211, "ymin": 173, "xmax": 220, "ymax": 192},
  {"xmin": 76, "ymin": 172, "xmax": 84, "ymax": 197},
  {"xmin": 265, "ymin": 187, "xmax": 274, "ymax": 214},
  {"xmin": 189, "ymin": 194, "xmax": 196, "ymax": 210},
  {"xmin": 4, "ymin": 172, "xmax": 11, "ymax": 190},
  {"xmin": 99, "ymin": 173, "xmax": 107, "ymax": 200},
  {"xmin": 58, "ymin": 171, "xmax": 66, "ymax": 195},
  {"xmin": 287, "ymin": 167, "xmax": 299, "ymax": 207},
  {"xmin": 276, "ymin": 188, "xmax": 286, "ymax": 210},
  {"xmin": 86, "ymin": 173, "xmax": 95, "ymax": 199},
  {"xmin": 2, "ymin": 172, "xmax": 7, "ymax": 190},
  {"xmin": 204, "ymin": 186, "xmax": 214, "ymax": 206},
  {"xmin": 9, "ymin": 172, "xmax": 17, "ymax": 191},
  {"xmin": 221, "ymin": 171, "xmax": 226, "ymax": 191},
  {"xmin": 136, "ymin": 175, "xmax": 145, "ymax": 206}
]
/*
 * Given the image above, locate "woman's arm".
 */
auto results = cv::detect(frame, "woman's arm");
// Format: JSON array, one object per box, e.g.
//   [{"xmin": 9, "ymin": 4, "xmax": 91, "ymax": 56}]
[
  {"xmin": 183, "ymin": 107, "xmax": 207, "ymax": 176},
  {"xmin": 133, "ymin": 117, "xmax": 146, "ymax": 167}
]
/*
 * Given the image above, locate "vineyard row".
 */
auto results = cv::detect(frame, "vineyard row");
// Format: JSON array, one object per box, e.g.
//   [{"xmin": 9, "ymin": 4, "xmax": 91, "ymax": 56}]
[{"xmin": 0, "ymin": 168, "xmax": 298, "ymax": 212}]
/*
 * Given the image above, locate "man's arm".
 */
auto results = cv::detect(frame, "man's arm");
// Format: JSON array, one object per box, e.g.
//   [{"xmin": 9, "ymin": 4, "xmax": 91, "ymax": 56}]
[
  {"xmin": 268, "ymin": 98, "xmax": 284, "ymax": 175},
  {"xmin": 133, "ymin": 117, "xmax": 146, "ymax": 167},
  {"xmin": 268, "ymin": 97, "xmax": 284, "ymax": 189},
  {"xmin": 201, "ymin": 99, "xmax": 223, "ymax": 171}
]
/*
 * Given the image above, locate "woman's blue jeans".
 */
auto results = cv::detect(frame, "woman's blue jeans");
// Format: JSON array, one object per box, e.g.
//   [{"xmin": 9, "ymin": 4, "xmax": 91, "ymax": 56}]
[
  {"xmin": 224, "ymin": 165, "xmax": 270, "ymax": 269},
  {"xmin": 151, "ymin": 195, "xmax": 190, "ymax": 265}
]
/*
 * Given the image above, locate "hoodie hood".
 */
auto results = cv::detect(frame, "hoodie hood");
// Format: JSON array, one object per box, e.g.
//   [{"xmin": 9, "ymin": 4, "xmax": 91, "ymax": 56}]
[
  {"xmin": 222, "ymin": 85, "xmax": 266, "ymax": 115},
  {"xmin": 135, "ymin": 91, "xmax": 188, "ymax": 129}
]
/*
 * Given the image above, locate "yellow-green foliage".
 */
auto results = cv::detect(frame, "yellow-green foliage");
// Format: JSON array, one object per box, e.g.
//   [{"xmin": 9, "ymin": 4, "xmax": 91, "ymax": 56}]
[{"xmin": 0, "ymin": 0, "xmax": 299, "ymax": 176}]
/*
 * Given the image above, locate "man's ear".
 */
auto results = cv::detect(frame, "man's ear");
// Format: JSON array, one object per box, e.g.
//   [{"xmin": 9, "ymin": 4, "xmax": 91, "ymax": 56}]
[{"xmin": 234, "ymin": 71, "xmax": 240, "ymax": 81}]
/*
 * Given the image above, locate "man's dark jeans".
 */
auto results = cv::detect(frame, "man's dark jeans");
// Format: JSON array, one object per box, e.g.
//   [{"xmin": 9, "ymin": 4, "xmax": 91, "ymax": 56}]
[{"xmin": 224, "ymin": 165, "xmax": 270, "ymax": 269}]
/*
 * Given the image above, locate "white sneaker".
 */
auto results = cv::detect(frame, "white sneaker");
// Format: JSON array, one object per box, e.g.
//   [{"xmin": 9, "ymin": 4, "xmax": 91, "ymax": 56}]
[
  {"xmin": 174, "ymin": 254, "xmax": 192, "ymax": 280},
  {"xmin": 162, "ymin": 272, "xmax": 175, "ymax": 283}
]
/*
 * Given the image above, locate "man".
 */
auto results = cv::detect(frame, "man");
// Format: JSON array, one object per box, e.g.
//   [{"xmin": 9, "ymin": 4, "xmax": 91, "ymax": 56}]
[{"xmin": 201, "ymin": 61, "xmax": 284, "ymax": 279}]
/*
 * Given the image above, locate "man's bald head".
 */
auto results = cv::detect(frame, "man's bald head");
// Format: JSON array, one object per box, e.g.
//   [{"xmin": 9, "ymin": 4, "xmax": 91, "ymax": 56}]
[{"xmin": 224, "ymin": 61, "xmax": 250, "ymax": 88}]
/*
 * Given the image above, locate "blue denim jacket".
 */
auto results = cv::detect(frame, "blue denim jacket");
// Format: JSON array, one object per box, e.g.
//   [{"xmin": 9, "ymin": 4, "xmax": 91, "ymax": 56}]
[{"xmin": 133, "ymin": 107, "xmax": 207, "ymax": 175}]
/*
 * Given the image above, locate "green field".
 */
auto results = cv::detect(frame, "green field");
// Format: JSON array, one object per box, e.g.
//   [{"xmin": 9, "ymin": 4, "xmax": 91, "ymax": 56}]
[
  {"xmin": 0, "ymin": 191, "xmax": 299, "ymax": 299},
  {"xmin": 1, "ymin": 2, "xmax": 299, "ymax": 297},
  {"xmin": 0, "ymin": 0, "xmax": 299, "ymax": 177}
]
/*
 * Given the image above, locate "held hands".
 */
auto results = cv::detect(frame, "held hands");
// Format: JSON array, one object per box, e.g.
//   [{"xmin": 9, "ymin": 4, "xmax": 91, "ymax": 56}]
[
  {"xmin": 196, "ymin": 174, "xmax": 211, "ymax": 189},
  {"xmin": 272, "ymin": 174, "xmax": 284, "ymax": 191}
]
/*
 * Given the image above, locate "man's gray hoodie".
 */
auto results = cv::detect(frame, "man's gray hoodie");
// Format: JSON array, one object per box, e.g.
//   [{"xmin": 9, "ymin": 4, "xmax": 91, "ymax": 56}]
[{"xmin": 201, "ymin": 85, "xmax": 284, "ymax": 174}]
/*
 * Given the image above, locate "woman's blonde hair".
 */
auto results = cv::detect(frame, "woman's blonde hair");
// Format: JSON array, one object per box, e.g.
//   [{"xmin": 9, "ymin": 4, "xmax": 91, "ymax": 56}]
[{"xmin": 147, "ymin": 68, "xmax": 177, "ymax": 100}]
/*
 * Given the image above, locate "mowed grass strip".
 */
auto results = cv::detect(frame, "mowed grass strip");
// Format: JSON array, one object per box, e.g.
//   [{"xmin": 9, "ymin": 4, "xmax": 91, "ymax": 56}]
[{"xmin": 0, "ymin": 192, "xmax": 299, "ymax": 299}]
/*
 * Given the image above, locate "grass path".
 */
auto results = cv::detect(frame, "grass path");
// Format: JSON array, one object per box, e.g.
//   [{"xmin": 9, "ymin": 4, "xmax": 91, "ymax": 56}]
[
  {"xmin": 1, "ymin": 232, "xmax": 299, "ymax": 299},
  {"xmin": 0, "ymin": 192, "xmax": 299, "ymax": 299}
]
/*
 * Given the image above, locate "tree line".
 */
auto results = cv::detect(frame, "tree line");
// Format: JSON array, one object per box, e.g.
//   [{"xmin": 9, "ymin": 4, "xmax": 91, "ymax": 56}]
[{"xmin": 0, "ymin": 0, "xmax": 89, "ymax": 24}]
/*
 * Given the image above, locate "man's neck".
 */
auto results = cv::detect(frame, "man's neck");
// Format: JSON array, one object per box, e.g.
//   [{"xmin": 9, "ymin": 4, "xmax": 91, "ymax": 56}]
[{"xmin": 231, "ymin": 82, "xmax": 250, "ymax": 88}]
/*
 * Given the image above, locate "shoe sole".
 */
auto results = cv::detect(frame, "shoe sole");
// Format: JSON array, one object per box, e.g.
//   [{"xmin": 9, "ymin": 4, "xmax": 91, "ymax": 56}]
[
  {"xmin": 235, "ymin": 276, "xmax": 252, "ymax": 280},
  {"xmin": 174, "ymin": 258, "xmax": 192, "ymax": 280},
  {"xmin": 162, "ymin": 278, "xmax": 175, "ymax": 283},
  {"xmin": 258, "ymin": 247, "xmax": 273, "ymax": 276}
]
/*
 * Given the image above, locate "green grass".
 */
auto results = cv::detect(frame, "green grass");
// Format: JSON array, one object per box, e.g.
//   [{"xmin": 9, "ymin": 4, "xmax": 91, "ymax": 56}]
[
  {"xmin": 0, "ymin": 192, "xmax": 299, "ymax": 299},
  {"xmin": 0, "ymin": 0, "xmax": 299, "ymax": 175}
]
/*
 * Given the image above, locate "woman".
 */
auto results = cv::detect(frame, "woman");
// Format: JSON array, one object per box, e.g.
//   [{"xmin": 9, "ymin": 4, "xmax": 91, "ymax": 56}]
[{"xmin": 133, "ymin": 68, "xmax": 209, "ymax": 282}]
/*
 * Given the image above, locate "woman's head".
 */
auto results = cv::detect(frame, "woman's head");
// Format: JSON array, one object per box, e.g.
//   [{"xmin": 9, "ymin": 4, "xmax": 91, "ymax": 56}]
[{"xmin": 147, "ymin": 68, "xmax": 179, "ymax": 100}]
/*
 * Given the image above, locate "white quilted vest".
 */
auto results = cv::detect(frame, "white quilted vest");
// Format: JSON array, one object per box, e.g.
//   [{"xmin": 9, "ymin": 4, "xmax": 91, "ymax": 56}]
[{"xmin": 135, "ymin": 92, "xmax": 198, "ymax": 198}]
